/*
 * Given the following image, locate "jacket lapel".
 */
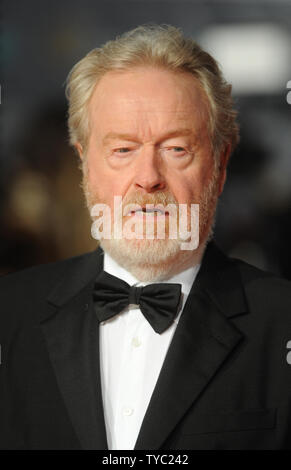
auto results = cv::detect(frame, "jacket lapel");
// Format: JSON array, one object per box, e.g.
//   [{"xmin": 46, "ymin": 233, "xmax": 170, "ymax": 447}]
[
  {"xmin": 40, "ymin": 246, "xmax": 108, "ymax": 450},
  {"xmin": 134, "ymin": 241, "xmax": 248, "ymax": 450}
]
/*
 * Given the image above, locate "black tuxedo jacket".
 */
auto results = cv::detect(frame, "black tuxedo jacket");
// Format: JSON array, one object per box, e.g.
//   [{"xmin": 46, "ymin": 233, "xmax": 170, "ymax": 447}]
[{"xmin": 1, "ymin": 241, "xmax": 291, "ymax": 450}]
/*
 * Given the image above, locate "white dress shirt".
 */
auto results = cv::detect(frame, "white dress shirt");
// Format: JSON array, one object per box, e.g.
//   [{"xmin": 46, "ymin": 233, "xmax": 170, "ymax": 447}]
[{"xmin": 99, "ymin": 253, "xmax": 201, "ymax": 450}]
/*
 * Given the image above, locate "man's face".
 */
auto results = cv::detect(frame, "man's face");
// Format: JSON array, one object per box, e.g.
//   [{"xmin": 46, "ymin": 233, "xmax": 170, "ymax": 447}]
[{"xmin": 78, "ymin": 66, "xmax": 227, "ymax": 280}]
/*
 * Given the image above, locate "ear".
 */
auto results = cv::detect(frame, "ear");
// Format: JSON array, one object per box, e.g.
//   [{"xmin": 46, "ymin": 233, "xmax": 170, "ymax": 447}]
[
  {"xmin": 217, "ymin": 143, "xmax": 231, "ymax": 196},
  {"xmin": 74, "ymin": 142, "xmax": 83, "ymax": 160}
]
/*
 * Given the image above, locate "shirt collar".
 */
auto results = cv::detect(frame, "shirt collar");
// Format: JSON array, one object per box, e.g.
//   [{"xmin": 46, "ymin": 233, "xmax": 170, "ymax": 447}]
[{"xmin": 103, "ymin": 251, "xmax": 202, "ymax": 322}]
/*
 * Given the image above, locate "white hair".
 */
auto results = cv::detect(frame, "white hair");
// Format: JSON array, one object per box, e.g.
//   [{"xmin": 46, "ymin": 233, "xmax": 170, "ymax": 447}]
[{"xmin": 66, "ymin": 24, "xmax": 240, "ymax": 163}]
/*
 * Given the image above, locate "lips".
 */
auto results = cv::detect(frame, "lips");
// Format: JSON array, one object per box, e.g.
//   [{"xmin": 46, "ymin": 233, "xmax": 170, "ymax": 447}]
[{"xmin": 125, "ymin": 206, "xmax": 169, "ymax": 216}]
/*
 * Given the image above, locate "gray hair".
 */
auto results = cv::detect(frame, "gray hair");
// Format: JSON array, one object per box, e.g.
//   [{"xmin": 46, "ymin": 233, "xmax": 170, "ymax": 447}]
[{"xmin": 66, "ymin": 24, "xmax": 239, "ymax": 162}]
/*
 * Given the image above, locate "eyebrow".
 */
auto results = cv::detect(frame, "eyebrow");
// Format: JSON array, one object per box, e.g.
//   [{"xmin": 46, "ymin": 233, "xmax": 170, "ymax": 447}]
[{"xmin": 102, "ymin": 128, "xmax": 196, "ymax": 145}]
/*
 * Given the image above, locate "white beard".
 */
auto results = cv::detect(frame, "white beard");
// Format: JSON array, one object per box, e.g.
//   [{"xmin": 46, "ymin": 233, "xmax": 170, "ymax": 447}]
[{"xmin": 81, "ymin": 161, "xmax": 220, "ymax": 281}]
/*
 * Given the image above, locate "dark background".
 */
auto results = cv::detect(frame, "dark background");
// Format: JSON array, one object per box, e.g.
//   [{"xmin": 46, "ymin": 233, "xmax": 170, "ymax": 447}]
[{"xmin": 1, "ymin": 0, "xmax": 291, "ymax": 278}]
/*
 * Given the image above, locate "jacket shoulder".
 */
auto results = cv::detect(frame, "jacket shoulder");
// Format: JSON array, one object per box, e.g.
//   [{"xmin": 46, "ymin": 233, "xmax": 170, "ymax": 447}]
[
  {"xmin": 233, "ymin": 256, "xmax": 291, "ymax": 290},
  {"xmin": 233, "ymin": 257, "xmax": 291, "ymax": 314},
  {"xmin": 0, "ymin": 251, "xmax": 97, "ymax": 329},
  {"xmin": 0, "ymin": 251, "xmax": 94, "ymax": 292}
]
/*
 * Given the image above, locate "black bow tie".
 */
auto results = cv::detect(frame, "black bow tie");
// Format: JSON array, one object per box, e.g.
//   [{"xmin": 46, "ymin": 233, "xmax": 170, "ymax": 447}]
[{"xmin": 93, "ymin": 271, "xmax": 182, "ymax": 334}]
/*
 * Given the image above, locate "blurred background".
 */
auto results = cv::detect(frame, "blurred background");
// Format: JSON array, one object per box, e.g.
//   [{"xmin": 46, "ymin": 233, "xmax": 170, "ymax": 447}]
[{"xmin": 1, "ymin": 0, "xmax": 291, "ymax": 278}]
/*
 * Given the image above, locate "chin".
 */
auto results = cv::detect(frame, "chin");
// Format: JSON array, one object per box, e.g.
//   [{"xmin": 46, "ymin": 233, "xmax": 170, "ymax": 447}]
[{"xmin": 100, "ymin": 237, "xmax": 184, "ymax": 281}]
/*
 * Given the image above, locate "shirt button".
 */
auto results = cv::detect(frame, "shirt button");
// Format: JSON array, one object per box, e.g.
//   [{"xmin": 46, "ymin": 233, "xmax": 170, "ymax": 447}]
[
  {"xmin": 123, "ymin": 407, "xmax": 134, "ymax": 416},
  {"xmin": 131, "ymin": 337, "xmax": 142, "ymax": 348}
]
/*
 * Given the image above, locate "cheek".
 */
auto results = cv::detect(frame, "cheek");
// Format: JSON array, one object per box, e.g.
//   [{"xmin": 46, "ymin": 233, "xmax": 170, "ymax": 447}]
[
  {"xmin": 183, "ymin": 158, "xmax": 216, "ymax": 198},
  {"xmin": 86, "ymin": 147, "xmax": 110, "ymax": 184},
  {"xmin": 86, "ymin": 157, "xmax": 130, "ymax": 207},
  {"xmin": 169, "ymin": 170, "xmax": 208, "ymax": 204},
  {"xmin": 84, "ymin": 155, "xmax": 109, "ymax": 203}
]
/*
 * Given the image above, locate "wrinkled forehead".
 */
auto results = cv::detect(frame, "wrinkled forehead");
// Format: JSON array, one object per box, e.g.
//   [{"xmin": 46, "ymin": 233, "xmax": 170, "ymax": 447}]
[{"xmin": 88, "ymin": 67, "xmax": 210, "ymax": 135}]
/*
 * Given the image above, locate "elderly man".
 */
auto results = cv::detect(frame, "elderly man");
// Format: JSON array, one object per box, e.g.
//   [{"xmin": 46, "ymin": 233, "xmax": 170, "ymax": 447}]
[{"xmin": 0, "ymin": 25, "xmax": 291, "ymax": 451}]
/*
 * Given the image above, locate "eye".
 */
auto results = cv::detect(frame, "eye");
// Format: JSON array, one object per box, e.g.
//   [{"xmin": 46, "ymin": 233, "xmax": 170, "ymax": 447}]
[
  {"xmin": 111, "ymin": 147, "xmax": 137, "ymax": 158},
  {"xmin": 162, "ymin": 146, "xmax": 188, "ymax": 156},
  {"xmin": 114, "ymin": 147, "xmax": 132, "ymax": 154},
  {"xmin": 172, "ymin": 146, "xmax": 186, "ymax": 152}
]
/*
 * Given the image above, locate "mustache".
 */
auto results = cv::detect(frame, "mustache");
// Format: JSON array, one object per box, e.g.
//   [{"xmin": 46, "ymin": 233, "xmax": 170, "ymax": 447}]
[{"xmin": 122, "ymin": 191, "xmax": 178, "ymax": 208}]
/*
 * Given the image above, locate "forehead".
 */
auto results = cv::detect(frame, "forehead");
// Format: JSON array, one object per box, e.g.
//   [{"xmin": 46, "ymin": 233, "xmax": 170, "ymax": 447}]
[{"xmin": 88, "ymin": 67, "xmax": 209, "ymax": 134}]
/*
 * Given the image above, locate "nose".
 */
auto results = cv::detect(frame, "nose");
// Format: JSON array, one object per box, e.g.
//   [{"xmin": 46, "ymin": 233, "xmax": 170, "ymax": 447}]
[{"xmin": 133, "ymin": 145, "xmax": 166, "ymax": 193}]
